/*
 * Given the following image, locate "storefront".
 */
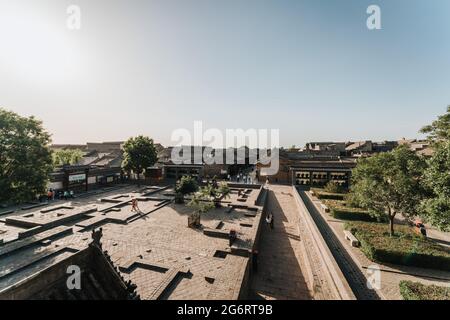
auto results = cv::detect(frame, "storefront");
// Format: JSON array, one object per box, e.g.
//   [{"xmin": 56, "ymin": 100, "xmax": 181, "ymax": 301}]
[{"xmin": 49, "ymin": 165, "xmax": 123, "ymax": 193}]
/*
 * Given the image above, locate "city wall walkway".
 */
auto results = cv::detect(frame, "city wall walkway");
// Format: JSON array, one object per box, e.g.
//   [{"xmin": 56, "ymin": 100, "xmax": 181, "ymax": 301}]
[{"xmin": 250, "ymin": 185, "xmax": 354, "ymax": 300}]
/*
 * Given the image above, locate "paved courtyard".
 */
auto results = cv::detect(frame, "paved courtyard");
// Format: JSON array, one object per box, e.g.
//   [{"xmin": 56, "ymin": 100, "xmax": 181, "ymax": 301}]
[
  {"xmin": 0, "ymin": 184, "xmax": 267, "ymax": 299},
  {"xmin": 0, "ymin": 183, "xmax": 362, "ymax": 300}
]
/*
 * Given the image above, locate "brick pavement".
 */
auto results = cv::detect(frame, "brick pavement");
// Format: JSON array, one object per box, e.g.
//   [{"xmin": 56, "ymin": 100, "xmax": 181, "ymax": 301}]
[
  {"xmin": 0, "ymin": 185, "xmax": 264, "ymax": 300},
  {"xmin": 250, "ymin": 185, "xmax": 342, "ymax": 300}
]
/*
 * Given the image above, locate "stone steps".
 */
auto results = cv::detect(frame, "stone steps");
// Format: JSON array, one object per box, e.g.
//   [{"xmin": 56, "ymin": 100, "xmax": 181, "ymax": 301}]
[
  {"xmin": 0, "ymin": 246, "xmax": 78, "ymax": 280},
  {"xmin": 0, "ymin": 226, "xmax": 73, "ymax": 258}
]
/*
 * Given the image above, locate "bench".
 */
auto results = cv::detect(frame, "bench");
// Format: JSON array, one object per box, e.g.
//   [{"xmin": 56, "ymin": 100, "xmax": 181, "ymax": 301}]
[
  {"xmin": 344, "ymin": 230, "xmax": 360, "ymax": 247},
  {"xmin": 320, "ymin": 203, "xmax": 330, "ymax": 213}
]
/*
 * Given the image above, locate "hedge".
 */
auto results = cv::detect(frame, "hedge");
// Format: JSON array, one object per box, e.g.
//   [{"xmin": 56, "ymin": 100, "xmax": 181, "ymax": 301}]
[
  {"xmin": 399, "ymin": 281, "xmax": 450, "ymax": 300},
  {"xmin": 345, "ymin": 222, "xmax": 450, "ymax": 271},
  {"xmin": 324, "ymin": 200, "xmax": 384, "ymax": 222},
  {"xmin": 311, "ymin": 189, "xmax": 345, "ymax": 201}
]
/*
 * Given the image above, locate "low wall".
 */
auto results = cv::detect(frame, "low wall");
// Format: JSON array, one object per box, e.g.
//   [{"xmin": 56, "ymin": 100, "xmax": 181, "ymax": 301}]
[
  {"xmin": 292, "ymin": 186, "xmax": 356, "ymax": 300},
  {"xmin": 0, "ymin": 248, "xmax": 88, "ymax": 300},
  {"xmin": 238, "ymin": 186, "xmax": 269, "ymax": 299},
  {"xmin": 226, "ymin": 183, "xmax": 261, "ymax": 189}
]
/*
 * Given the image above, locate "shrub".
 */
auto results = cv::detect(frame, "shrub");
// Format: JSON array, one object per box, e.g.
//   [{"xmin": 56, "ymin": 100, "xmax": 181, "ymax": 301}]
[
  {"xmin": 312, "ymin": 189, "xmax": 345, "ymax": 201},
  {"xmin": 345, "ymin": 221, "xmax": 450, "ymax": 271},
  {"xmin": 399, "ymin": 281, "xmax": 450, "ymax": 300},
  {"xmin": 324, "ymin": 181, "xmax": 343, "ymax": 193},
  {"xmin": 175, "ymin": 175, "xmax": 199, "ymax": 203},
  {"xmin": 324, "ymin": 200, "xmax": 385, "ymax": 222}
]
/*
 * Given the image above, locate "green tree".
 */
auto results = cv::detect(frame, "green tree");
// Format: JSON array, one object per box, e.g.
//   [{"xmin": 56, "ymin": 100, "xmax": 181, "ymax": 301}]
[
  {"xmin": 201, "ymin": 181, "xmax": 231, "ymax": 207},
  {"xmin": 420, "ymin": 105, "xmax": 450, "ymax": 142},
  {"xmin": 175, "ymin": 175, "xmax": 199, "ymax": 204},
  {"xmin": 420, "ymin": 141, "xmax": 450, "ymax": 231},
  {"xmin": 0, "ymin": 108, "xmax": 53, "ymax": 203},
  {"xmin": 324, "ymin": 181, "xmax": 342, "ymax": 193},
  {"xmin": 52, "ymin": 149, "xmax": 83, "ymax": 166},
  {"xmin": 122, "ymin": 136, "xmax": 158, "ymax": 186},
  {"xmin": 418, "ymin": 107, "xmax": 450, "ymax": 231},
  {"xmin": 350, "ymin": 145, "xmax": 426, "ymax": 236},
  {"xmin": 186, "ymin": 182, "xmax": 231, "ymax": 227},
  {"xmin": 187, "ymin": 191, "xmax": 214, "ymax": 227}
]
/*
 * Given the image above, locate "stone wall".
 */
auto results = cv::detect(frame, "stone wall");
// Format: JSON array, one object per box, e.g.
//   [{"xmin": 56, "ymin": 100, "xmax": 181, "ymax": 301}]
[{"xmin": 291, "ymin": 186, "xmax": 356, "ymax": 300}]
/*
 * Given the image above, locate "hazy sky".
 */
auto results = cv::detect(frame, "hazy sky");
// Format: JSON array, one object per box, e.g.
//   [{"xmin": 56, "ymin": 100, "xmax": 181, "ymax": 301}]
[{"xmin": 1, "ymin": 0, "xmax": 449, "ymax": 147}]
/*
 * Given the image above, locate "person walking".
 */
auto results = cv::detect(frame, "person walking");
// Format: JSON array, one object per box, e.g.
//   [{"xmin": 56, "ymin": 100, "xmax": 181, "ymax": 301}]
[
  {"xmin": 265, "ymin": 212, "xmax": 274, "ymax": 230},
  {"xmin": 131, "ymin": 198, "xmax": 140, "ymax": 212}
]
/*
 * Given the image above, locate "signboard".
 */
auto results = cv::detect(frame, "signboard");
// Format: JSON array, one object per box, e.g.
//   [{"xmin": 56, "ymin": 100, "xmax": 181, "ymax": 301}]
[
  {"xmin": 48, "ymin": 181, "xmax": 63, "ymax": 190},
  {"xmin": 69, "ymin": 174, "xmax": 86, "ymax": 182}
]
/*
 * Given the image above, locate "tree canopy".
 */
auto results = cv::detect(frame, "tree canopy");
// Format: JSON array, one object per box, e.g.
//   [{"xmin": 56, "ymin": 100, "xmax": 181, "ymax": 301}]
[
  {"xmin": 122, "ymin": 136, "xmax": 158, "ymax": 184},
  {"xmin": 350, "ymin": 145, "xmax": 426, "ymax": 236},
  {"xmin": 175, "ymin": 175, "xmax": 199, "ymax": 203},
  {"xmin": 0, "ymin": 108, "xmax": 53, "ymax": 203},
  {"xmin": 52, "ymin": 149, "xmax": 84, "ymax": 166},
  {"xmin": 420, "ymin": 105, "xmax": 450, "ymax": 142},
  {"xmin": 187, "ymin": 182, "xmax": 231, "ymax": 226},
  {"xmin": 324, "ymin": 181, "xmax": 342, "ymax": 193},
  {"xmin": 420, "ymin": 141, "xmax": 450, "ymax": 231},
  {"xmin": 419, "ymin": 106, "xmax": 450, "ymax": 231}
]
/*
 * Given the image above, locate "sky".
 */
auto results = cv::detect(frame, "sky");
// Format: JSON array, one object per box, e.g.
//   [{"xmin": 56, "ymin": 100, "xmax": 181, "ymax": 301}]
[{"xmin": 0, "ymin": 0, "xmax": 449, "ymax": 147}]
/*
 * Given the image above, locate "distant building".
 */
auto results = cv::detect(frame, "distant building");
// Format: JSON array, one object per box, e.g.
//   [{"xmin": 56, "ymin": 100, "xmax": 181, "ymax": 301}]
[
  {"xmin": 156, "ymin": 146, "xmax": 255, "ymax": 181},
  {"xmin": 50, "ymin": 144, "xmax": 87, "ymax": 151},
  {"xmin": 398, "ymin": 138, "xmax": 433, "ymax": 156},
  {"xmin": 256, "ymin": 139, "xmax": 402, "ymax": 187},
  {"xmin": 257, "ymin": 149, "xmax": 357, "ymax": 187},
  {"xmin": 49, "ymin": 141, "xmax": 167, "ymax": 192},
  {"xmin": 49, "ymin": 142, "xmax": 126, "ymax": 192}
]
